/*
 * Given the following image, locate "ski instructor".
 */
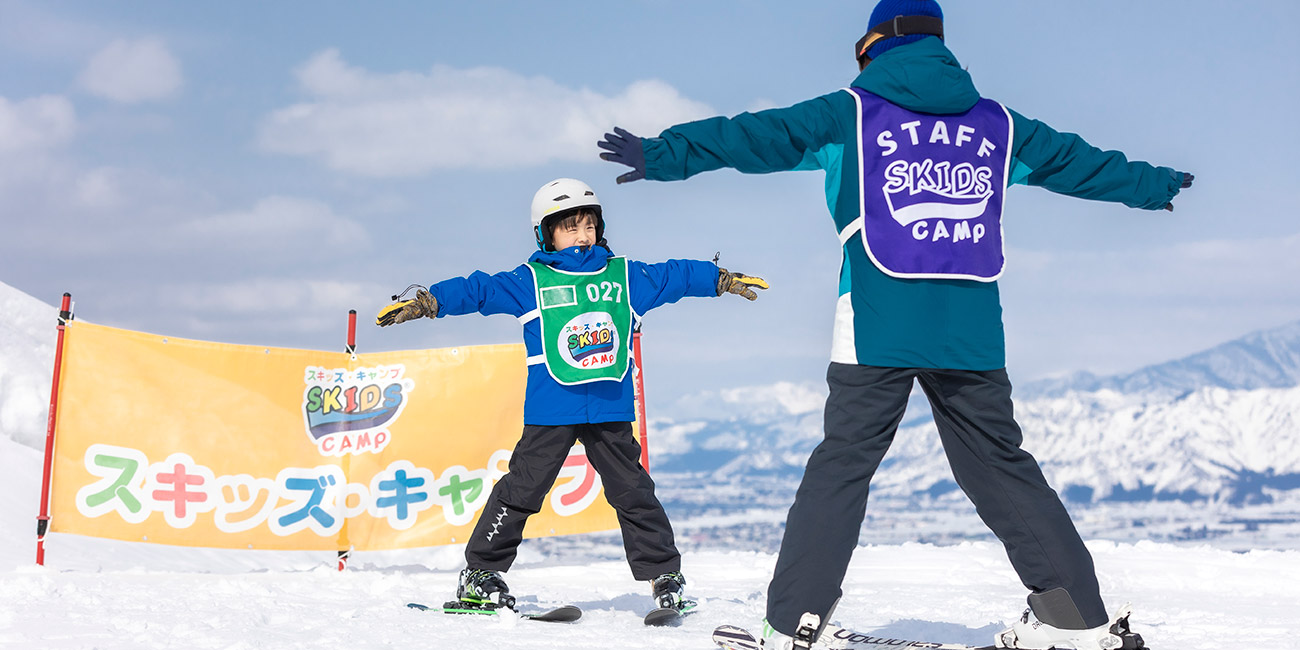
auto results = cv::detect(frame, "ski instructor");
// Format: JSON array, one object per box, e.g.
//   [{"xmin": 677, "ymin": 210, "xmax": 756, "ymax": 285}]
[{"xmin": 597, "ymin": 2, "xmax": 1192, "ymax": 649}]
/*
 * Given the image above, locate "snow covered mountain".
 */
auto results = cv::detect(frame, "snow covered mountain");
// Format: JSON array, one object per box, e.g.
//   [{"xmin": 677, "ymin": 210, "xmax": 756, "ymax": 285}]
[
  {"xmin": 1018, "ymin": 320, "xmax": 1300, "ymax": 398},
  {"xmin": 648, "ymin": 321, "xmax": 1300, "ymax": 508}
]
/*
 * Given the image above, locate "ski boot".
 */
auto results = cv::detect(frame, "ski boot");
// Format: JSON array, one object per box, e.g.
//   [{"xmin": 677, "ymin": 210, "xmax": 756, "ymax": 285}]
[
  {"xmin": 997, "ymin": 602, "xmax": 1144, "ymax": 650},
  {"xmin": 644, "ymin": 571, "xmax": 697, "ymax": 625},
  {"xmin": 449, "ymin": 568, "xmax": 516, "ymax": 612},
  {"xmin": 760, "ymin": 612, "xmax": 822, "ymax": 650},
  {"xmin": 651, "ymin": 571, "xmax": 687, "ymax": 610}
]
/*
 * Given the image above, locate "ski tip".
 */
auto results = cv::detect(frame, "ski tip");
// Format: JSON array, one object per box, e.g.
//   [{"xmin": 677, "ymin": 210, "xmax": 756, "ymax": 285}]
[
  {"xmin": 644, "ymin": 609, "xmax": 681, "ymax": 627},
  {"xmin": 524, "ymin": 605, "xmax": 583, "ymax": 623},
  {"xmin": 644, "ymin": 601, "xmax": 695, "ymax": 627},
  {"xmin": 712, "ymin": 624, "xmax": 761, "ymax": 650}
]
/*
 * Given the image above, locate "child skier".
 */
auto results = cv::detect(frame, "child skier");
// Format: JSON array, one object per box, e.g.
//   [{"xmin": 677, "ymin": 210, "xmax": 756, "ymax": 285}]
[
  {"xmin": 597, "ymin": 1, "xmax": 1192, "ymax": 648},
  {"xmin": 376, "ymin": 177, "xmax": 768, "ymax": 618}
]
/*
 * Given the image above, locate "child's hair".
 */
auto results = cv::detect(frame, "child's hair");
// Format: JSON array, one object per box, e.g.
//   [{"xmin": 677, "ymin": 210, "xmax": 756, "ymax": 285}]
[
  {"xmin": 549, "ymin": 208, "xmax": 599, "ymax": 234},
  {"xmin": 546, "ymin": 208, "xmax": 609, "ymax": 252}
]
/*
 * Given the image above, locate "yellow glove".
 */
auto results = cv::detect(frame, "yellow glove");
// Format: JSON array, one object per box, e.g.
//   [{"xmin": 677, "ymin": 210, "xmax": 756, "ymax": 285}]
[
  {"xmin": 376, "ymin": 288, "xmax": 438, "ymax": 327},
  {"xmin": 717, "ymin": 268, "xmax": 769, "ymax": 301}
]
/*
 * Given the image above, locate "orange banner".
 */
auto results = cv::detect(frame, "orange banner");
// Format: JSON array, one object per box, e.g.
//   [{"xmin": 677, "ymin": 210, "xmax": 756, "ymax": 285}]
[{"xmin": 48, "ymin": 321, "xmax": 620, "ymax": 551}]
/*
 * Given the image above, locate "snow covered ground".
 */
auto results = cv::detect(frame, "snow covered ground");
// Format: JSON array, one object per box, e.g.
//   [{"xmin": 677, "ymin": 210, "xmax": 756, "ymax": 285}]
[
  {"xmin": 2, "ymin": 281, "xmax": 1300, "ymax": 649},
  {"xmin": 3, "ymin": 522, "xmax": 1299, "ymax": 649}
]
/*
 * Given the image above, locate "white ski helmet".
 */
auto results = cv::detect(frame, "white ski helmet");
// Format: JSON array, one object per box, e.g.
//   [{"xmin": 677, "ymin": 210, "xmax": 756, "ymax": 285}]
[{"xmin": 530, "ymin": 178, "xmax": 604, "ymax": 251}]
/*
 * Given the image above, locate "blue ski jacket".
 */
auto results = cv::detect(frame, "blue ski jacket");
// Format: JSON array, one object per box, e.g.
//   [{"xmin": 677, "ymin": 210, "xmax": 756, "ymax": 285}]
[
  {"xmin": 641, "ymin": 37, "xmax": 1187, "ymax": 371},
  {"xmin": 428, "ymin": 245, "xmax": 719, "ymax": 425}
]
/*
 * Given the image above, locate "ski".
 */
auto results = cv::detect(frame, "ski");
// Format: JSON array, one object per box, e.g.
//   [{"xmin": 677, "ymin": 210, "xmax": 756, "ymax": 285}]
[
  {"xmin": 818, "ymin": 624, "xmax": 998, "ymax": 650},
  {"xmin": 712, "ymin": 623, "xmax": 997, "ymax": 650},
  {"xmin": 643, "ymin": 598, "xmax": 698, "ymax": 626},
  {"xmin": 712, "ymin": 624, "xmax": 762, "ymax": 650},
  {"xmin": 716, "ymin": 604, "xmax": 1146, "ymax": 650},
  {"xmin": 407, "ymin": 600, "xmax": 582, "ymax": 623}
]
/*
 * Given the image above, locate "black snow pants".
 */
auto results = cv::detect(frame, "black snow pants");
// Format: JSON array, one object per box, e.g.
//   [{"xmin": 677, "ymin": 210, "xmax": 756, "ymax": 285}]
[
  {"xmin": 464, "ymin": 421, "xmax": 681, "ymax": 581},
  {"xmin": 766, "ymin": 363, "xmax": 1106, "ymax": 635}
]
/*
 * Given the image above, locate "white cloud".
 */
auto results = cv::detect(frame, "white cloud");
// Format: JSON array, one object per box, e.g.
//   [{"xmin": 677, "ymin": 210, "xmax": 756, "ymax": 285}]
[
  {"xmin": 163, "ymin": 277, "xmax": 387, "ymax": 340},
  {"xmin": 0, "ymin": 95, "xmax": 76, "ymax": 153},
  {"xmin": 1009, "ymin": 232, "xmax": 1300, "ymax": 303},
  {"xmin": 72, "ymin": 167, "xmax": 125, "ymax": 209},
  {"xmin": 0, "ymin": 1, "xmax": 108, "ymax": 61},
  {"xmin": 257, "ymin": 49, "xmax": 715, "ymax": 177},
  {"xmin": 172, "ymin": 278, "xmax": 376, "ymax": 316},
  {"xmin": 78, "ymin": 38, "xmax": 183, "ymax": 104},
  {"xmin": 177, "ymin": 195, "xmax": 369, "ymax": 252}
]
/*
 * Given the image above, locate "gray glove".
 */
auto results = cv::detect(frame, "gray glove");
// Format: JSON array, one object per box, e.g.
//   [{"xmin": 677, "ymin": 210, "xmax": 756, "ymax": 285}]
[
  {"xmin": 717, "ymin": 268, "xmax": 769, "ymax": 301},
  {"xmin": 376, "ymin": 289, "xmax": 438, "ymax": 327}
]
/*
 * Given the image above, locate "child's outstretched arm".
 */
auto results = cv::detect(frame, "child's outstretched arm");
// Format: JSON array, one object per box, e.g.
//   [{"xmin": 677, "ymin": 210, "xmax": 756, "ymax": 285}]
[
  {"xmin": 377, "ymin": 267, "xmax": 533, "ymax": 328},
  {"xmin": 716, "ymin": 268, "xmax": 769, "ymax": 301},
  {"xmin": 376, "ymin": 288, "xmax": 438, "ymax": 327}
]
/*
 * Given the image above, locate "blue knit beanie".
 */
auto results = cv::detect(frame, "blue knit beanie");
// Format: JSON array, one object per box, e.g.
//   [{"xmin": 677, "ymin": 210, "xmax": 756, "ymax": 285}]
[{"xmin": 865, "ymin": 0, "xmax": 943, "ymax": 60}]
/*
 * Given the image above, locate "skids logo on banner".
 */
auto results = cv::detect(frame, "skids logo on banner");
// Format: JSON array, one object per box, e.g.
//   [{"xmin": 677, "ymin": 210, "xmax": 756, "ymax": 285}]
[{"xmin": 302, "ymin": 365, "xmax": 414, "ymax": 456}]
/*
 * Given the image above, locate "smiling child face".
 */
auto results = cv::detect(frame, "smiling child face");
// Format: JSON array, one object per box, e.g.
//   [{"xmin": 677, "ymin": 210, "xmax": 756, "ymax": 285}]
[{"xmin": 550, "ymin": 210, "xmax": 599, "ymax": 250}]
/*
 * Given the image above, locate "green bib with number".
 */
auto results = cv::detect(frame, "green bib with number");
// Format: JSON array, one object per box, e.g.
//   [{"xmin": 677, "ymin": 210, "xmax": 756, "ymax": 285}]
[{"xmin": 527, "ymin": 257, "xmax": 634, "ymax": 386}]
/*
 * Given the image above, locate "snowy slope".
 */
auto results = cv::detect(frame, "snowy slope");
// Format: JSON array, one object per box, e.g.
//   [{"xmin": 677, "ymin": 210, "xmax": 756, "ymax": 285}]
[
  {"xmin": 2, "ymin": 541, "xmax": 1298, "ymax": 650},
  {"xmin": 0, "ymin": 282, "xmax": 55, "ymax": 451}
]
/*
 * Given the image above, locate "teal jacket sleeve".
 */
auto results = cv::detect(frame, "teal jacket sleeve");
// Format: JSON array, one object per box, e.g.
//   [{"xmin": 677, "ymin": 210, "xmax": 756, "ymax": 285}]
[
  {"xmin": 643, "ymin": 92, "xmax": 850, "ymax": 181},
  {"xmin": 1008, "ymin": 109, "xmax": 1184, "ymax": 210}
]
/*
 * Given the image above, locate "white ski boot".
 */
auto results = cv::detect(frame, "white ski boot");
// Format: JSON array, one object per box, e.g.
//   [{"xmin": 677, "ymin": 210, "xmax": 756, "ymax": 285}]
[
  {"xmin": 761, "ymin": 612, "xmax": 822, "ymax": 650},
  {"xmin": 760, "ymin": 620, "xmax": 796, "ymax": 650},
  {"xmin": 996, "ymin": 603, "xmax": 1143, "ymax": 650}
]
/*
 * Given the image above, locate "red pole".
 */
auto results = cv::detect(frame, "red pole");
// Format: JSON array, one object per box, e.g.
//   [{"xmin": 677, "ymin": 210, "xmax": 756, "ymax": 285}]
[
  {"xmin": 338, "ymin": 309, "xmax": 357, "ymax": 571},
  {"xmin": 346, "ymin": 309, "xmax": 357, "ymax": 357},
  {"xmin": 36, "ymin": 293, "xmax": 73, "ymax": 566},
  {"xmin": 632, "ymin": 329, "xmax": 650, "ymax": 472}
]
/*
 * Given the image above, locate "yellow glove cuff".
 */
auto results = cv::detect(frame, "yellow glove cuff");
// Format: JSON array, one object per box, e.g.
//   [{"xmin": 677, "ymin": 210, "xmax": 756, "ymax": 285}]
[{"xmin": 376, "ymin": 299, "xmax": 415, "ymax": 327}]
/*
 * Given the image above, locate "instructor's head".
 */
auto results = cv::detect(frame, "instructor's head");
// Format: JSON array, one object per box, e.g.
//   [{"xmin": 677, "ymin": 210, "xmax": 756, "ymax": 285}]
[{"xmin": 856, "ymin": 0, "xmax": 944, "ymax": 70}]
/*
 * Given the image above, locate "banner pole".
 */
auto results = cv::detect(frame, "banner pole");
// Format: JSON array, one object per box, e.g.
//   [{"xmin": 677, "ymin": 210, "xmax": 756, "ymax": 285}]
[
  {"xmin": 36, "ymin": 293, "xmax": 73, "ymax": 566},
  {"xmin": 632, "ymin": 327, "xmax": 650, "ymax": 472},
  {"xmin": 337, "ymin": 310, "xmax": 358, "ymax": 572},
  {"xmin": 346, "ymin": 310, "xmax": 357, "ymax": 358}
]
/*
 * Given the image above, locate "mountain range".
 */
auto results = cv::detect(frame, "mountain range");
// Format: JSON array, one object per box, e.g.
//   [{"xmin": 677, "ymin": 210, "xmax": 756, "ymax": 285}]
[{"xmin": 649, "ymin": 321, "xmax": 1300, "ymax": 507}]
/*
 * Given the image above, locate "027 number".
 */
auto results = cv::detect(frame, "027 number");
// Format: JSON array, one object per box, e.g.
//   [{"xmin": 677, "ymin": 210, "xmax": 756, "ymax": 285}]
[{"xmin": 586, "ymin": 281, "xmax": 623, "ymax": 303}]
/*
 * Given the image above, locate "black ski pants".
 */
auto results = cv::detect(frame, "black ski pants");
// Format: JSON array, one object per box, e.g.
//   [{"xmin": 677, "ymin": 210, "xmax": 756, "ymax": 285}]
[
  {"xmin": 766, "ymin": 363, "xmax": 1106, "ymax": 635},
  {"xmin": 464, "ymin": 421, "xmax": 681, "ymax": 581}
]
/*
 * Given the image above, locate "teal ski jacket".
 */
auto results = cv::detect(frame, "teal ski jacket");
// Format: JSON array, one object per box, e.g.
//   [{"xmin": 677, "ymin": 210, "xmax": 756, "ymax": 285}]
[{"xmin": 641, "ymin": 37, "xmax": 1186, "ymax": 370}]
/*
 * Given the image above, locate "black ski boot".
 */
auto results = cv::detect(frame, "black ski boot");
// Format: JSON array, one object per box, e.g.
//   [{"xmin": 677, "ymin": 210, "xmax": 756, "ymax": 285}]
[
  {"xmin": 452, "ymin": 568, "xmax": 516, "ymax": 611},
  {"xmin": 651, "ymin": 571, "xmax": 687, "ymax": 610},
  {"xmin": 644, "ymin": 571, "xmax": 697, "ymax": 625}
]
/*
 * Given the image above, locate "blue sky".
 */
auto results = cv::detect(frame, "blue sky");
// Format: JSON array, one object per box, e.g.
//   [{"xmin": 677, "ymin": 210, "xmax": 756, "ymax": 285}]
[{"xmin": 1, "ymin": 0, "xmax": 1297, "ymax": 405}]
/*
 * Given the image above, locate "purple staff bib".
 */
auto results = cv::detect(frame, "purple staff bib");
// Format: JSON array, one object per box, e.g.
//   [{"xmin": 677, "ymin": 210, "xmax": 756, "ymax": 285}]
[{"xmin": 844, "ymin": 87, "xmax": 1014, "ymax": 282}]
